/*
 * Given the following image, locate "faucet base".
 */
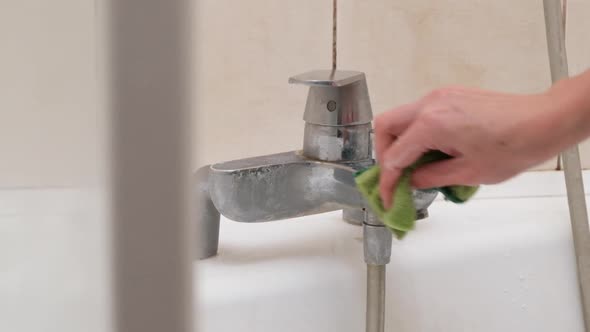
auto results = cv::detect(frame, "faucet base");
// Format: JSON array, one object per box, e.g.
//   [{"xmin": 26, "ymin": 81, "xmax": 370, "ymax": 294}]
[
  {"xmin": 343, "ymin": 207, "xmax": 430, "ymax": 227},
  {"xmin": 342, "ymin": 208, "xmax": 364, "ymax": 226},
  {"xmin": 194, "ymin": 166, "xmax": 221, "ymax": 260}
]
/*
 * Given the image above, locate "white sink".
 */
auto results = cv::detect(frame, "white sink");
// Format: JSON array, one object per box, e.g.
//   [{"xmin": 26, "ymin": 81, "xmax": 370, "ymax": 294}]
[
  {"xmin": 1, "ymin": 171, "xmax": 588, "ymax": 332},
  {"xmin": 198, "ymin": 171, "xmax": 589, "ymax": 332},
  {"xmin": 0, "ymin": 189, "xmax": 110, "ymax": 332}
]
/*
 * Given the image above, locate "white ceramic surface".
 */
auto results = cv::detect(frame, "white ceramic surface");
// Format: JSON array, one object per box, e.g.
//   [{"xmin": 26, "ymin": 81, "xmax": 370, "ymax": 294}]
[
  {"xmin": 199, "ymin": 171, "xmax": 588, "ymax": 332},
  {"xmin": 0, "ymin": 189, "xmax": 110, "ymax": 332},
  {"xmin": 1, "ymin": 171, "xmax": 589, "ymax": 332}
]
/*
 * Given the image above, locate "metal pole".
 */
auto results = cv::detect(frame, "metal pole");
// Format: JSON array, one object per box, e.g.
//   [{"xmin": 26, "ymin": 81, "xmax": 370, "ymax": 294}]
[
  {"xmin": 107, "ymin": 0, "xmax": 194, "ymax": 331},
  {"xmin": 363, "ymin": 211, "xmax": 391, "ymax": 332},
  {"xmin": 366, "ymin": 264, "xmax": 386, "ymax": 332},
  {"xmin": 543, "ymin": 1, "xmax": 590, "ymax": 330}
]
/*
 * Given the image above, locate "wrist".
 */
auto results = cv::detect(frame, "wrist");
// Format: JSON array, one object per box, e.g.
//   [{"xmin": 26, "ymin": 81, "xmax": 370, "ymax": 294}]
[{"xmin": 545, "ymin": 71, "xmax": 590, "ymax": 144}]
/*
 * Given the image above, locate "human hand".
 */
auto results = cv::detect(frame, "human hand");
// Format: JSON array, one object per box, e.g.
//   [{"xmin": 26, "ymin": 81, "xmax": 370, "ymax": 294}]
[{"xmin": 374, "ymin": 83, "xmax": 584, "ymax": 208}]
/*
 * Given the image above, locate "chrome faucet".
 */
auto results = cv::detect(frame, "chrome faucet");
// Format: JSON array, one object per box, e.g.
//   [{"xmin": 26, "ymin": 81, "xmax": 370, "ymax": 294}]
[{"xmin": 194, "ymin": 70, "xmax": 437, "ymax": 260}]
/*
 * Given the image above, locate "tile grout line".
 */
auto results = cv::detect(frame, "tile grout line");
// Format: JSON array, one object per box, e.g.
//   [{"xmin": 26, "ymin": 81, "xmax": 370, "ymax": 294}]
[{"xmin": 332, "ymin": 0, "xmax": 337, "ymax": 70}]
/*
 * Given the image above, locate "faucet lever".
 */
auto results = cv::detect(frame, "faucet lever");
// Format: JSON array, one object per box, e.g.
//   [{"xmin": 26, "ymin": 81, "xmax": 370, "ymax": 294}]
[
  {"xmin": 288, "ymin": 69, "xmax": 373, "ymax": 127},
  {"xmin": 288, "ymin": 70, "xmax": 366, "ymax": 87}
]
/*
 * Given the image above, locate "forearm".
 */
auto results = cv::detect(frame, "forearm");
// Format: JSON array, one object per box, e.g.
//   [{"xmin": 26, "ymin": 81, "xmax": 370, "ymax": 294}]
[{"xmin": 547, "ymin": 69, "xmax": 590, "ymax": 146}]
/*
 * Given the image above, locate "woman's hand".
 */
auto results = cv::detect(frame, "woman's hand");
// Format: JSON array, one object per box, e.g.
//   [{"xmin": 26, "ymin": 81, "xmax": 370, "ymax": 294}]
[{"xmin": 374, "ymin": 76, "xmax": 590, "ymax": 208}]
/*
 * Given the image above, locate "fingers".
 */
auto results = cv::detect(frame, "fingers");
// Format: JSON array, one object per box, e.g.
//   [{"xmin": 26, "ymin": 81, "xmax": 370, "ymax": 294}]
[
  {"xmin": 381, "ymin": 120, "xmax": 431, "ymax": 171},
  {"xmin": 374, "ymin": 101, "xmax": 422, "ymax": 164},
  {"xmin": 411, "ymin": 158, "xmax": 476, "ymax": 189},
  {"xmin": 379, "ymin": 166, "xmax": 402, "ymax": 209},
  {"xmin": 374, "ymin": 129, "xmax": 395, "ymax": 169},
  {"xmin": 378, "ymin": 121, "xmax": 433, "ymax": 209}
]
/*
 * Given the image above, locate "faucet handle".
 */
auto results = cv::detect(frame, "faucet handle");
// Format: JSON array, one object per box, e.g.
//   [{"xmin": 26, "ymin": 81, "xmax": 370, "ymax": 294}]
[
  {"xmin": 288, "ymin": 70, "xmax": 366, "ymax": 87},
  {"xmin": 288, "ymin": 69, "xmax": 373, "ymax": 126}
]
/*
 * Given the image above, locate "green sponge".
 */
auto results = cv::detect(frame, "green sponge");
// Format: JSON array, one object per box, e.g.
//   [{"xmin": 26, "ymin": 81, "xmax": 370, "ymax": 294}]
[{"xmin": 354, "ymin": 150, "xmax": 479, "ymax": 239}]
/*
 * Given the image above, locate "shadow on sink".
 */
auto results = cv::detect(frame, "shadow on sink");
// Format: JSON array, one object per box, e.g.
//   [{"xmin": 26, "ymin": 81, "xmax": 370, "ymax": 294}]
[{"xmin": 206, "ymin": 215, "xmax": 364, "ymax": 265}]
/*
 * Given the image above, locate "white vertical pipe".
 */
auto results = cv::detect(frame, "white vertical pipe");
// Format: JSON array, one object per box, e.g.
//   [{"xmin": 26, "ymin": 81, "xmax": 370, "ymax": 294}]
[
  {"xmin": 543, "ymin": 1, "xmax": 590, "ymax": 330},
  {"xmin": 106, "ymin": 0, "xmax": 194, "ymax": 332}
]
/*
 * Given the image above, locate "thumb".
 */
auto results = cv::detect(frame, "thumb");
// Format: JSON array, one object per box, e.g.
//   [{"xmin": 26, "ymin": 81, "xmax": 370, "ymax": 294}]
[{"xmin": 411, "ymin": 158, "xmax": 476, "ymax": 189}]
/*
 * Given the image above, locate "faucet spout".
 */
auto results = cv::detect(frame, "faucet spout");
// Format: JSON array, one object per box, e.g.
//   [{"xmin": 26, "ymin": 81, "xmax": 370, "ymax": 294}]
[{"xmin": 209, "ymin": 151, "xmax": 371, "ymax": 223}]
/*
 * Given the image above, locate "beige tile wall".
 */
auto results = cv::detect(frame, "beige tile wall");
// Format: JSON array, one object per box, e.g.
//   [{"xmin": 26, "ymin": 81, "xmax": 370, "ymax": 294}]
[
  {"xmin": 194, "ymin": 0, "xmax": 332, "ymax": 168},
  {"xmin": 2, "ymin": 0, "xmax": 590, "ymax": 187},
  {"xmin": 196, "ymin": 0, "xmax": 590, "ymax": 171},
  {"xmin": 0, "ymin": 0, "xmax": 99, "ymax": 187},
  {"xmin": 566, "ymin": 0, "xmax": 590, "ymax": 167}
]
